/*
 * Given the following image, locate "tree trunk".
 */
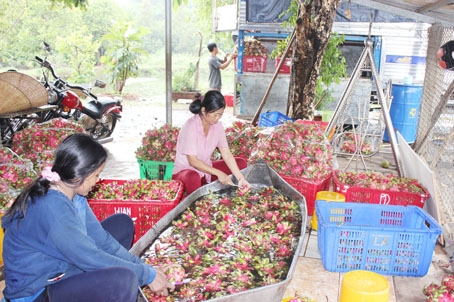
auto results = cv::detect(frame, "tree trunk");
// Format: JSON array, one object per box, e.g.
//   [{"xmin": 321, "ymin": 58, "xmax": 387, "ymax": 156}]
[
  {"xmin": 116, "ymin": 69, "xmax": 128, "ymax": 94},
  {"xmin": 288, "ymin": 0, "xmax": 342, "ymax": 120}
]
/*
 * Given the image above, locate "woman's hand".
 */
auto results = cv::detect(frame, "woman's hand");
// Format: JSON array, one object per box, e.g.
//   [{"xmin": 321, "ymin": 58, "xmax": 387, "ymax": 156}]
[
  {"xmin": 148, "ymin": 267, "xmax": 175, "ymax": 297},
  {"xmin": 217, "ymin": 172, "xmax": 234, "ymax": 185},
  {"xmin": 238, "ymin": 177, "xmax": 251, "ymax": 192}
]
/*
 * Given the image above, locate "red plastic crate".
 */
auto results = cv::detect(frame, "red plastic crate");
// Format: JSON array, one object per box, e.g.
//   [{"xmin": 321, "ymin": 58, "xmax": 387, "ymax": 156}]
[
  {"xmin": 275, "ymin": 57, "xmax": 291, "ymax": 74},
  {"xmin": 281, "ymin": 173, "xmax": 332, "ymax": 215},
  {"xmin": 333, "ymin": 173, "xmax": 429, "ymax": 208},
  {"xmin": 224, "ymin": 94, "xmax": 234, "ymax": 107},
  {"xmin": 234, "ymin": 55, "xmax": 267, "ymax": 73},
  {"xmin": 88, "ymin": 179, "xmax": 183, "ymax": 243}
]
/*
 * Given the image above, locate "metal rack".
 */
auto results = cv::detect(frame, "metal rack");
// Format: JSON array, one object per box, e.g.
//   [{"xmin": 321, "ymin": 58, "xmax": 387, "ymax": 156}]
[{"xmin": 326, "ymin": 26, "xmax": 402, "ymax": 176}]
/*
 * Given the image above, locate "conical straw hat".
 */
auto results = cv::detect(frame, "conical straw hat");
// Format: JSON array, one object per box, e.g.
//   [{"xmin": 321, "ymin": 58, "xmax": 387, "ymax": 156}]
[
  {"xmin": 0, "ymin": 71, "xmax": 48, "ymax": 113},
  {"xmin": 0, "ymin": 79, "xmax": 32, "ymax": 114}
]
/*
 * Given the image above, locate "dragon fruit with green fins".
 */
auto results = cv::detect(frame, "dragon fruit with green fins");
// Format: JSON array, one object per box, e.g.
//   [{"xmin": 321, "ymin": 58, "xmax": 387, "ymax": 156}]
[
  {"xmin": 424, "ymin": 283, "xmax": 441, "ymax": 298},
  {"xmin": 423, "ymin": 274, "xmax": 454, "ymax": 301},
  {"xmin": 427, "ymin": 286, "xmax": 454, "ymax": 302},
  {"xmin": 442, "ymin": 275, "xmax": 454, "ymax": 292}
]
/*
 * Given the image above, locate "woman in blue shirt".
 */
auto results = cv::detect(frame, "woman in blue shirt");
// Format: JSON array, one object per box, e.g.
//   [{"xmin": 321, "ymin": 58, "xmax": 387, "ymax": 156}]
[{"xmin": 2, "ymin": 133, "xmax": 173, "ymax": 301}]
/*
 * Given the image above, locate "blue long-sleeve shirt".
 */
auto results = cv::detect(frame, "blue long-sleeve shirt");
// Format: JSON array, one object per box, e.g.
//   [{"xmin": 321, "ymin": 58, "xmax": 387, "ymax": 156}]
[{"xmin": 2, "ymin": 190, "xmax": 155, "ymax": 300}]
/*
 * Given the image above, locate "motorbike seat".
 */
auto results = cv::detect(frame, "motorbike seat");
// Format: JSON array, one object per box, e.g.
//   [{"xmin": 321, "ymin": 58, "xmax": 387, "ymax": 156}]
[{"xmin": 83, "ymin": 97, "xmax": 119, "ymax": 119}]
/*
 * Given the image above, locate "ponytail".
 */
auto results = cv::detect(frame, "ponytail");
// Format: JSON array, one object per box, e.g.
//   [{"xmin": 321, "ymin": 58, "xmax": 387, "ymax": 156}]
[{"xmin": 4, "ymin": 177, "xmax": 50, "ymax": 222}]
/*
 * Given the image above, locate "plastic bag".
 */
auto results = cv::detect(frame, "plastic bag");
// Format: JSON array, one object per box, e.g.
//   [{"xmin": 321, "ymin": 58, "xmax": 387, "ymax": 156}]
[{"xmin": 249, "ymin": 121, "xmax": 333, "ymax": 180}]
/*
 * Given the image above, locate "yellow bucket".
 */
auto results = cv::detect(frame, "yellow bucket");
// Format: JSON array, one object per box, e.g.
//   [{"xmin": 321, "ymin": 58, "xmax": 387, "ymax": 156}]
[
  {"xmin": 310, "ymin": 191, "xmax": 345, "ymax": 231},
  {"xmin": 340, "ymin": 270, "xmax": 389, "ymax": 302}
]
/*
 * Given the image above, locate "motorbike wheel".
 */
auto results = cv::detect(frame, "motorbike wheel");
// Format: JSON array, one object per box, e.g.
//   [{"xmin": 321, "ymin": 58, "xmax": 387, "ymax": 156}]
[
  {"xmin": 87, "ymin": 112, "xmax": 117, "ymax": 140},
  {"xmin": 0, "ymin": 118, "xmax": 36, "ymax": 147}
]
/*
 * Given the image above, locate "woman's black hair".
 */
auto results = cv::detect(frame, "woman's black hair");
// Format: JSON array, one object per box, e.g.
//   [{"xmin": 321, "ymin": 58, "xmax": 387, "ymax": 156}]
[
  {"xmin": 189, "ymin": 90, "xmax": 226, "ymax": 115},
  {"xmin": 4, "ymin": 133, "xmax": 107, "ymax": 221}
]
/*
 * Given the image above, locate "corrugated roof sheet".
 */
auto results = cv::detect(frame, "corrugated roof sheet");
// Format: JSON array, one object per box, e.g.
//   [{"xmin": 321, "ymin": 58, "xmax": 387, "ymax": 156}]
[{"xmin": 351, "ymin": 0, "xmax": 454, "ymax": 26}]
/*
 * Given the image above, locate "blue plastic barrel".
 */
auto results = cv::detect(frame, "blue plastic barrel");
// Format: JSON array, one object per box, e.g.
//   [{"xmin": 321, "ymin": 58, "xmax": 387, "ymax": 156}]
[{"xmin": 383, "ymin": 83, "xmax": 423, "ymax": 143}]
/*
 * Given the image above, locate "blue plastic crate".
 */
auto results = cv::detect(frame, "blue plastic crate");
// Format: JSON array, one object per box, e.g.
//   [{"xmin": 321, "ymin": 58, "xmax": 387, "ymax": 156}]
[
  {"xmin": 258, "ymin": 111, "xmax": 293, "ymax": 127},
  {"xmin": 316, "ymin": 200, "xmax": 441, "ymax": 276}
]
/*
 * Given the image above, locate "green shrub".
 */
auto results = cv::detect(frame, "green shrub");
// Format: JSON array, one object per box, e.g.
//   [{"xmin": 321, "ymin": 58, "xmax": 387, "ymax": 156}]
[{"xmin": 172, "ymin": 63, "xmax": 196, "ymax": 91}]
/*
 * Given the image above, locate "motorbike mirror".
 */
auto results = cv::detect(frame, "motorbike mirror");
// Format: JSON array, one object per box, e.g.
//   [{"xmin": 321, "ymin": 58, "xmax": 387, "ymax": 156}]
[
  {"xmin": 437, "ymin": 40, "xmax": 454, "ymax": 70},
  {"xmin": 95, "ymin": 80, "xmax": 106, "ymax": 88},
  {"xmin": 43, "ymin": 41, "xmax": 52, "ymax": 52}
]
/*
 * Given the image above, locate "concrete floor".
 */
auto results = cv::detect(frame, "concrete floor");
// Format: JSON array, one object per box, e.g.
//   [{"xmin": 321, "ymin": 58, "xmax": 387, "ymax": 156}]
[
  {"xmin": 0, "ymin": 100, "xmax": 450, "ymax": 301},
  {"xmin": 283, "ymin": 220, "xmax": 450, "ymax": 301}
]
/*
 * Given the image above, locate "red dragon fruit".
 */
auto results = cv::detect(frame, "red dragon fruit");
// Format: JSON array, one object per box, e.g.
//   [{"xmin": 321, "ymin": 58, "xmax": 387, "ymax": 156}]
[
  {"xmin": 164, "ymin": 265, "xmax": 186, "ymax": 283},
  {"xmin": 427, "ymin": 286, "xmax": 454, "ymax": 302},
  {"xmin": 424, "ymin": 283, "xmax": 440, "ymax": 298},
  {"xmin": 442, "ymin": 275, "xmax": 454, "ymax": 292},
  {"xmin": 141, "ymin": 186, "xmax": 302, "ymax": 301},
  {"xmin": 423, "ymin": 275, "xmax": 454, "ymax": 302}
]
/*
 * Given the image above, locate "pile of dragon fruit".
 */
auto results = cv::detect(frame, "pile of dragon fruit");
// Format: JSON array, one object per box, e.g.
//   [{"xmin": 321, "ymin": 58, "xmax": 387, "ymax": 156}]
[
  {"xmin": 140, "ymin": 186, "xmax": 302, "ymax": 301},
  {"xmin": 423, "ymin": 274, "xmax": 454, "ymax": 301}
]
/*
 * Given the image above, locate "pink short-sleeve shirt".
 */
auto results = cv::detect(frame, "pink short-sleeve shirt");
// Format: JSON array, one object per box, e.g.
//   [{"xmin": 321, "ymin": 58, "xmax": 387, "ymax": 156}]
[{"xmin": 173, "ymin": 114, "xmax": 228, "ymax": 182}]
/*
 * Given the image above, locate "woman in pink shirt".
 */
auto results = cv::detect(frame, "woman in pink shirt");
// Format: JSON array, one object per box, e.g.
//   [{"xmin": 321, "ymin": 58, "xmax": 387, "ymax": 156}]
[{"xmin": 172, "ymin": 90, "xmax": 250, "ymax": 195}]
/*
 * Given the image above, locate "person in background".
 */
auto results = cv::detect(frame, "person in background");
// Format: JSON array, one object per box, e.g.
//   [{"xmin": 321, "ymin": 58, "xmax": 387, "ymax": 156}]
[
  {"xmin": 207, "ymin": 42, "xmax": 235, "ymax": 91},
  {"xmin": 172, "ymin": 90, "xmax": 250, "ymax": 195},
  {"xmin": 2, "ymin": 133, "xmax": 174, "ymax": 302},
  {"xmin": 437, "ymin": 40, "xmax": 454, "ymax": 70}
]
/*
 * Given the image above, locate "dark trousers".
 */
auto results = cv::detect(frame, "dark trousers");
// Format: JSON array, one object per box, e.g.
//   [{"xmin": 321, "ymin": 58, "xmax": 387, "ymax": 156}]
[
  {"xmin": 35, "ymin": 214, "xmax": 138, "ymax": 302},
  {"xmin": 100, "ymin": 213, "xmax": 135, "ymax": 250},
  {"xmin": 172, "ymin": 157, "xmax": 247, "ymax": 195}
]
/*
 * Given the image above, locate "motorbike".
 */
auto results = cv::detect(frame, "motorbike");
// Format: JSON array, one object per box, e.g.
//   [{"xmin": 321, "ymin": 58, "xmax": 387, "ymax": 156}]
[
  {"xmin": 35, "ymin": 55, "xmax": 123, "ymax": 141},
  {"xmin": 0, "ymin": 52, "xmax": 122, "ymax": 146}
]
